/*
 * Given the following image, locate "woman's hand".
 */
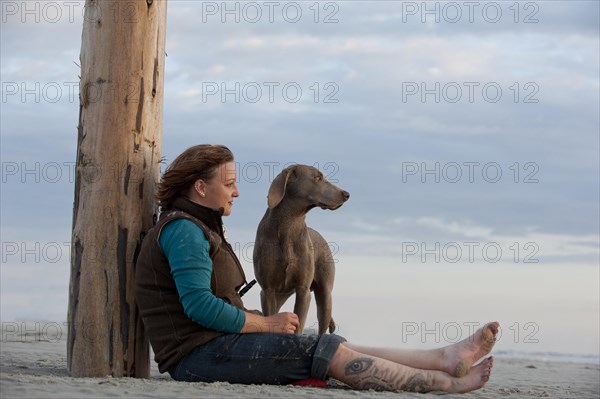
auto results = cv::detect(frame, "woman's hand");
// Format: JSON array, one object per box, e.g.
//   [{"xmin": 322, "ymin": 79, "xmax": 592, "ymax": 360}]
[
  {"xmin": 266, "ymin": 312, "xmax": 299, "ymax": 334},
  {"xmin": 241, "ymin": 311, "xmax": 299, "ymax": 334}
]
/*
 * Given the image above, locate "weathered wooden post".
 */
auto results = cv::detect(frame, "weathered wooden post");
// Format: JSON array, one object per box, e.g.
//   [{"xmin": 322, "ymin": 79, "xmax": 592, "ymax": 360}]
[{"xmin": 67, "ymin": 0, "xmax": 167, "ymax": 377}]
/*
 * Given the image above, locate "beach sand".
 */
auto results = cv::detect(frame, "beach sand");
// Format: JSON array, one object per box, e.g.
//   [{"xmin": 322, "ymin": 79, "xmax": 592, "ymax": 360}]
[{"xmin": 1, "ymin": 326, "xmax": 598, "ymax": 399}]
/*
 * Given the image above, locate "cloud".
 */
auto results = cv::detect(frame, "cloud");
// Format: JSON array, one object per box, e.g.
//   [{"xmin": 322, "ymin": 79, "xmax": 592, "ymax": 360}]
[{"xmin": 416, "ymin": 217, "xmax": 494, "ymax": 238}]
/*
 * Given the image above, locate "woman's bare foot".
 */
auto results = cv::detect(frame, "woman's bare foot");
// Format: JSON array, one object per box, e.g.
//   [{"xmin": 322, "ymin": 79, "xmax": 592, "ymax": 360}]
[
  {"xmin": 328, "ymin": 345, "xmax": 493, "ymax": 394},
  {"xmin": 449, "ymin": 356, "xmax": 494, "ymax": 393},
  {"xmin": 441, "ymin": 321, "xmax": 499, "ymax": 377}
]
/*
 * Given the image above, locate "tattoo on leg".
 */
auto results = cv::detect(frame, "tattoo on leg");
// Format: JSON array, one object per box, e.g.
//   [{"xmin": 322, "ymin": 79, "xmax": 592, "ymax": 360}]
[
  {"xmin": 454, "ymin": 360, "xmax": 468, "ymax": 377},
  {"xmin": 344, "ymin": 358, "xmax": 374, "ymax": 376},
  {"xmin": 362, "ymin": 382, "xmax": 387, "ymax": 391},
  {"xmin": 344, "ymin": 358, "xmax": 393, "ymax": 391},
  {"xmin": 342, "ymin": 356, "xmax": 433, "ymax": 393},
  {"xmin": 400, "ymin": 374, "xmax": 432, "ymax": 393}
]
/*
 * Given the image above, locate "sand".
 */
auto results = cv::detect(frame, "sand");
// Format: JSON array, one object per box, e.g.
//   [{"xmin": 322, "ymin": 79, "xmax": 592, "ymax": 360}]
[{"xmin": 1, "ymin": 325, "xmax": 599, "ymax": 399}]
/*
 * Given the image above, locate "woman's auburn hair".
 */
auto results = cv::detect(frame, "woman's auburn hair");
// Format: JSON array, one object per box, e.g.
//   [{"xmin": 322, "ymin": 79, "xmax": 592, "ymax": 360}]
[{"xmin": 155, "ymin": 144, "xmax": 234, "ymax": 210}]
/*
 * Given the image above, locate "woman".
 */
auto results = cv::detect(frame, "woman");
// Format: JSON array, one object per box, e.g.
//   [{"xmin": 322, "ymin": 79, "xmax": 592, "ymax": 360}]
[{"xmin": 135, "ymin": 144, "xmax": 497, "ymax": 393}]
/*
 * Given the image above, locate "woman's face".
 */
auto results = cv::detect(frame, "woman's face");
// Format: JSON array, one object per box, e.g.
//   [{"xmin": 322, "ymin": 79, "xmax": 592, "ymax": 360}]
[{"xmin": 199, "ymin": 161, "xmax": 239, "ymax": 216}]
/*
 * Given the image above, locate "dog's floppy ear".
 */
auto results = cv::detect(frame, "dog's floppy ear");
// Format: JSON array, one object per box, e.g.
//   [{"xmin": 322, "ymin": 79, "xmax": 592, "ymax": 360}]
[{"xmin": 267, "ymin": 166, "xmax": 297, "ymax": 208}]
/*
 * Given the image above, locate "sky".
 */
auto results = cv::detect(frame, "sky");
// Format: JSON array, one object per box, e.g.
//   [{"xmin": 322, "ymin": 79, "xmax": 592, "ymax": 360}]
[{"xmin": 1, "ymin": 1, "xmax": 599, "ymax": 359}]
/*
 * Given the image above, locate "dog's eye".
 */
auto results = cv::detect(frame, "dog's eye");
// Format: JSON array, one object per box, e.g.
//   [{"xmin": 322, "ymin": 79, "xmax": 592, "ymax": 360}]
[{"xmin": 314, "ymin": 175, "xmax": 322, "ymax": 182}]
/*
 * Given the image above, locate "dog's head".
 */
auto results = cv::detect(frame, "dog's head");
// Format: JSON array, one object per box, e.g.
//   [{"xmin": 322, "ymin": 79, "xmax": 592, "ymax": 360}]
[{"xmin": 267, "ymin": 164, "xmax": 350, "ymax": 211}]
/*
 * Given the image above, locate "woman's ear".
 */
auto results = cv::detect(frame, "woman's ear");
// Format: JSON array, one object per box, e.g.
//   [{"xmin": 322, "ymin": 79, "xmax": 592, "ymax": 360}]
[{"xmin": 194, "ymin": 180, "xmax": 206, "ymax": 197}]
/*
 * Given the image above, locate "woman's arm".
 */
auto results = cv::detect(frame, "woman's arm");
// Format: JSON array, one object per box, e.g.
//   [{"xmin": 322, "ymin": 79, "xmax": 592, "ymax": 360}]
[
  {"xmin": 160, "ymin": 219, "xmax": 246, "ymax": 333},
  {"xmin": 160, "ymin": 219, "xmax": 300, "ymax": 335},
  {"xmin": 241, "ymin": 311, "xmax": 299, "ymax": 334}
]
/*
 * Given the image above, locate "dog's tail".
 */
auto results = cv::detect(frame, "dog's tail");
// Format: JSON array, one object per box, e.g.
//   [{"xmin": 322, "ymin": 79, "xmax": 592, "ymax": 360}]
[{"xmin": 328, "ymin": 318, "xmax": 336, "ymax": 334}]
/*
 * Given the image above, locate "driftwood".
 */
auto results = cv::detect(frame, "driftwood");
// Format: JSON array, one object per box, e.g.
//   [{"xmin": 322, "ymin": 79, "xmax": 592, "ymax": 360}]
[{"xmin": 67, "ymin": 0, "xmax": 167, "ymax": 377}]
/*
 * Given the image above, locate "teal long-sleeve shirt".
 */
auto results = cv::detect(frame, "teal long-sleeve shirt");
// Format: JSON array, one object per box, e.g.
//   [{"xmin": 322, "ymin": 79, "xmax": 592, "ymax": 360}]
[{"xmin": 159, "ymin": 218, "xmax": 246, "ymax": 333}]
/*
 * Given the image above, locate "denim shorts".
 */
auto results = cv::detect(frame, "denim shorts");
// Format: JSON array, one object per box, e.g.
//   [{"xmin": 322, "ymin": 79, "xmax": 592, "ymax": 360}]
[{"xmin": 168, "ymin": 333, "xmax": 346, "ymax": 385}]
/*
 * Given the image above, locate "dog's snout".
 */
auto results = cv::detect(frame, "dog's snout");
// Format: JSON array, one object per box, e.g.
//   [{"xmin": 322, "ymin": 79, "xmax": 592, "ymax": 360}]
[{"xmin": 341, "ymin": 190, "xmax": 350, "ymax": 201}]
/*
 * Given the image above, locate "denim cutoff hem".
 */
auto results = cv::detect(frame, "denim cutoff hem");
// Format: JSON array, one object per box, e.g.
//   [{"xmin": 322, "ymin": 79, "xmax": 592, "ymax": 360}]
[
  {"xmin": 311, "ymin": 333, "xmax": 347, "ymax": 380},
  {"xmin": 168, "ymin": 333, "xmax": 346, "ymax": 385}
]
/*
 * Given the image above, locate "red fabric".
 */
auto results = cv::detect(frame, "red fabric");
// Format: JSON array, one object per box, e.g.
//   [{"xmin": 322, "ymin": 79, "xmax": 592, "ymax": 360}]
[{"xmin": 292, "ymin": 378, "xmax": 327, "ymax": 387}]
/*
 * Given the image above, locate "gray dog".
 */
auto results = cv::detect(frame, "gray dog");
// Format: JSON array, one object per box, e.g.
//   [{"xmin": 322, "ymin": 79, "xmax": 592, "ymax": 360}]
[{"xmin": 253, "ymin": 164, "xmax": 349, "ymax": 334}]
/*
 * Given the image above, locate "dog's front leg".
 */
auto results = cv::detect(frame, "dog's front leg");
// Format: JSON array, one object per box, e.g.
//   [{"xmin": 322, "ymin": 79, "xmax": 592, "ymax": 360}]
[
  {"xmin": 261, "ymin": 289, "xmax": 278, "ymax": 316},
  {"xmin": 293, "ymin": 287, "xmax": 311, "ymax": 334}
]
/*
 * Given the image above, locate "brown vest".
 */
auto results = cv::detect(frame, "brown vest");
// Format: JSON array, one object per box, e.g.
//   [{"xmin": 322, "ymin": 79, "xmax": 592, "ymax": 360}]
[{"xmin": 135, "ymin": 198, "xmax": 247, "ymax": 373}]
